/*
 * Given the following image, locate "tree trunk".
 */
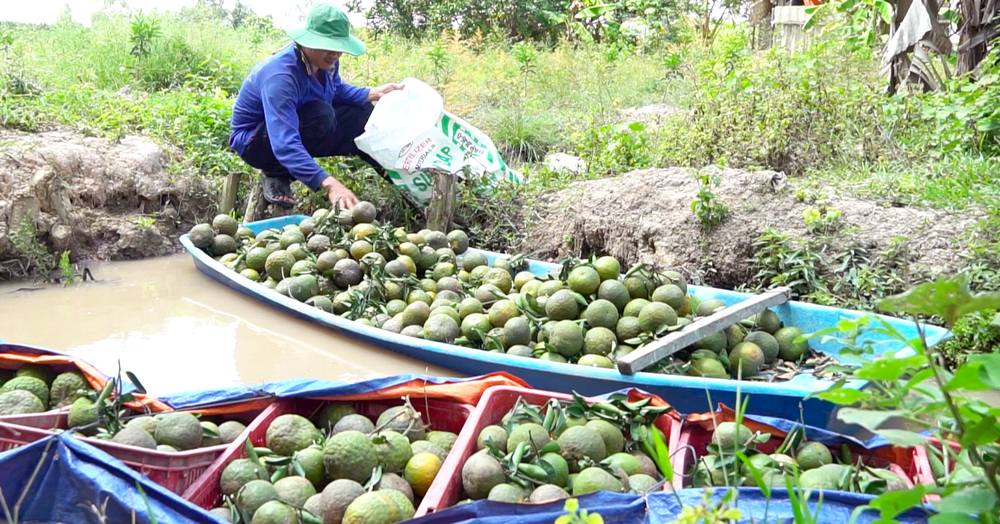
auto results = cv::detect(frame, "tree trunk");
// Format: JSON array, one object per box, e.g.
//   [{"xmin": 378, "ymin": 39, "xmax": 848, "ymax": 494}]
[
  {"xmin": 956, "ymin": 0, "xmax": 994, "ymax": 74},
  {"xmin": 888, "ymin": 0, "xmax": 913, "ymax": 93},
  {"xmin": 702, "ymin": 0, "xmax": 711, "ymax": 42},
  {"xmin": 220, "ymin": 172, "xmax": 242, "ymax": 215},
  {"xmin": 426, "ymin": 169, "xmax": 456, "ymax": 232},
  {"xmin": 243, "ymin": 176, "xmax": 268, "ymax": 223}
]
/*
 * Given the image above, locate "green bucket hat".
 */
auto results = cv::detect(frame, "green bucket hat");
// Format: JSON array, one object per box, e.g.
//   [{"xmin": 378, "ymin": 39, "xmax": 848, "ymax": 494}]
[{"xmin": 284, "ymin": 3, "xmax": 366, "ymax": 57}]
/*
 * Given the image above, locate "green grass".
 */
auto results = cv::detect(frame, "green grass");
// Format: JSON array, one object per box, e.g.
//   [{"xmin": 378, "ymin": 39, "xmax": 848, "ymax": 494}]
[
  {"xmin": 6, "ymin": 10, "xmax": 274, "ymax": 92},
  {"xmin": 348, "ymin": 35, "xmax": 669, "ymax": 161},
  {"xmin": 802, "ymin": 155, "xmax": 1000, "ymax": 211},
  {"xmin": 4, "ymin": 7, "xmax": 1000, "ymax": 302},
  {"xmin": 0, "ymin": 12, "xmax": 668, "ymax": 184}
]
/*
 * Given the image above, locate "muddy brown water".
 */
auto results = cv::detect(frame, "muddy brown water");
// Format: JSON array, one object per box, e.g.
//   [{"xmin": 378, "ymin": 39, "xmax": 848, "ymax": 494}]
[{"xmin": 0, "ymin": 255, "xmax": 459, "ymax": 397}]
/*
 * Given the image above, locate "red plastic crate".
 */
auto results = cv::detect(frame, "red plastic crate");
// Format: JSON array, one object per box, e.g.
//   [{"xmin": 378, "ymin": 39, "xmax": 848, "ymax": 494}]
[
  {"xmin": 673, "ymin": 420, "xmax": 917, "ymax": 491},
  {"xmin": 911, "ymin": 437, "xmax": 962, "ymax": 503},
  {"xmin": 0, "ymin": 406, "xmax": 70, "ymax": 427},
  {"xmin": 0, "ymin": 405, "xmax": 267, "ymax": 495},
  {"xmin": 419, "ymin": 385, "xmax": 683, "ymax": 516},
  {"xmin": 182, "ymin": 396, "xmax": 475, "ymax": 514},
  {"xmin": 0, "ymin": 421, "xmax": 61, "ymax": 452},
  {"xmin": 0, "ymin": 406, "xmax": 74, "ymax": 453}
]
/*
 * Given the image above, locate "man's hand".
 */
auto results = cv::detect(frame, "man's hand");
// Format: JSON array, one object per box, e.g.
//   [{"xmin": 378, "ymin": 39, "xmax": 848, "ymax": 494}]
[
  {"xmin": 367, "ymin": 83, "xmax": 405, "ymax": 102},
  {"xmin": 320, "ymin": 177, "xmax": 358, "ymax": 210}
]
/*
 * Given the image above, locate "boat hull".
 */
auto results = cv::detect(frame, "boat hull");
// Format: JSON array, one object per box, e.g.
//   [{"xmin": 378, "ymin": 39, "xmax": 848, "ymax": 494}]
[{"xmin": 181, "ymin": 215, "xmax": 949, "ymax": 430}]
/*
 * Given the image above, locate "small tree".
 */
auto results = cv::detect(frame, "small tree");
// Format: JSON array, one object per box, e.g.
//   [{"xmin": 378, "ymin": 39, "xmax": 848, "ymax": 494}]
[
  {"xmin": 129, "ymin": 11, "xmax": 162, "ymax": 83},
  {"xmin": 0, "ymin": 25, "xmax": 14, "ymax": 62}
]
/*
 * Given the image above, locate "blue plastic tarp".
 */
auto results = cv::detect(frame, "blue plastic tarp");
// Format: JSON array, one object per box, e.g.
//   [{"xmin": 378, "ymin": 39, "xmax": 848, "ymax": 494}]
[
  {"xmin": 405, "ymin": 492, "xmax": 648, "ymax": 524},
  {"xmin": 647, "ymin": 488, "xmax": 933, "ymax": 524},
  {"xmin": 403, "ymin": 489, "xmax": 933, "ymax": 524},
  {"xmin": 737, "ymin": 408, "xmax": 895, "ymax": 449},
  {"xmin": 0, "ymin": 432, "xmax": 225, "ymax": 524},
  {"xmin": 157, "ymin": 373, "xmax": 508, "ymax": 410},
  {"xmin": 594, "ymin": 388, "xmax": 893, "ymax": 449}
]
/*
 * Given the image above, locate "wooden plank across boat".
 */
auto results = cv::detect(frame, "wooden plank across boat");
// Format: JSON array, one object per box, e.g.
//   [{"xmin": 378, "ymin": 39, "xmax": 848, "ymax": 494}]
[{"xmin": 180, "ymin": 215, "xmax": 950, "ymax": 429}]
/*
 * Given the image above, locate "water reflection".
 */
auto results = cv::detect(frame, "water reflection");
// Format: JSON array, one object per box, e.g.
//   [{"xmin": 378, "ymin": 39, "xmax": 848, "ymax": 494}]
[{"xmin": 0, "ymin": 255, "xmax": 457, "ymax": 396}]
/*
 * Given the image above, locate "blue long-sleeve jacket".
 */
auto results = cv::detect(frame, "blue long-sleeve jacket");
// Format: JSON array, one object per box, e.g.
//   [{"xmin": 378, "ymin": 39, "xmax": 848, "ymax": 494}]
[{"xmin": 230, "ymin": 43, "xmax": 370, "ymax": 191}]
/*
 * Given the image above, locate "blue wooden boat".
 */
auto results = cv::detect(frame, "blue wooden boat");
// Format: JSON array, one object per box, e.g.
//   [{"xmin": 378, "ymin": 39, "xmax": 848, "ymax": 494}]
[{"xmin": 180, "ymin": 215, "xmax": 949, "ymax": 429}]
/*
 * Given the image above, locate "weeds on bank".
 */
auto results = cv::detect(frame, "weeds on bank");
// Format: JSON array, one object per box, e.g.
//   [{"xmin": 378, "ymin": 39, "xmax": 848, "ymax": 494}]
[
  {"xmin": 6, "ymin": 214, "xmax": 55, "ymax": 280},
  {"xmin": 0, "ymin": 16, "xmax": 665, "ymax": 228},
  {"xmin": 802, "ymin": 155, "xmax": 1000, "ymax": 211},
  {"xmin": 745, "ymin": 230, "xmax": 827, "ymax": 298},
  {"xmin": 58, "ymin": 251, "xmax": 74, "ymax": 285},
  {"xmin": 692, "ymin": 173, "xmax": 729, "ymax": 233},
  {"xmin": 655, "ymin": 35, "xmax": 893, "ymax": 176},
  {"xmin": 802, "ymin": 207, "xmax": 841, "ymax": 236},
  {"xmin": 744, "ymin": 229, "xmax": 913, "ymax": 313},
  {"xmin": 571, "ymin": 121, "xmax": 654, "ymax": 177},
  {"xmin": 935, "ymin": 309, "xmax": 1000, "ymax": 368}
]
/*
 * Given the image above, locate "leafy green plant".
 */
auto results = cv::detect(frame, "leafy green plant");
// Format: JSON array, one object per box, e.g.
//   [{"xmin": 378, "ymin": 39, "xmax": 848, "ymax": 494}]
[
  {"xmin": 936, "ymin": 309, "xmax": 1000, "ymax": 368},
  {"xmin": 691, "ymin": 172, "xmax": 729, "ymax": 232},
  {"xmin": 911, "ymin": 45, "xmax": 1000, "ymax": 157},
  {"xmin": 129, "ymin": 11, "xmax": 162, "ymax": 81},
  {"xmin": 802, "ymin": 206, "xmax": 841, "ymax": 235},
  {"xmin": 804, "ymin": 0, "xmax": 893, "ymax": 48},
  {"xmin": 663, "ymin": 50, "xmax": 684, "ymax": 79},
  {"xmin": 667, "ymin": 489, "xmax": 742, "ymax": 524},
  {"xmin": 573, "ymin": 121, "xmax": 652, "ymax": 176},
  {"xmin": 807, "ymin": 275, "xmax": 1000, "ymax": 521},
  {"xmin": 746, "ymin": 229, "xmax": 827, "ymax": 297},
  {"xmin": 511, "ymin": 41, "xmax": 537, "ymax": 95},
  {"xmin": 59, "ymin": 251, "xmax": 74, "ymax": 286},
  {"xmin": 825, "ymin": 240, "xmax": 911, "ymax": 311},
  {"xmin": 426, "ymin": 38, "xmax": 451, "ymax": 87},
  {"xmin": 556, "ymin": 498, "xmax": 603, "ymax": 524},
  {"xmin": 9, "ymin": 213, "xmax": 56, "ymax": 279}
]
